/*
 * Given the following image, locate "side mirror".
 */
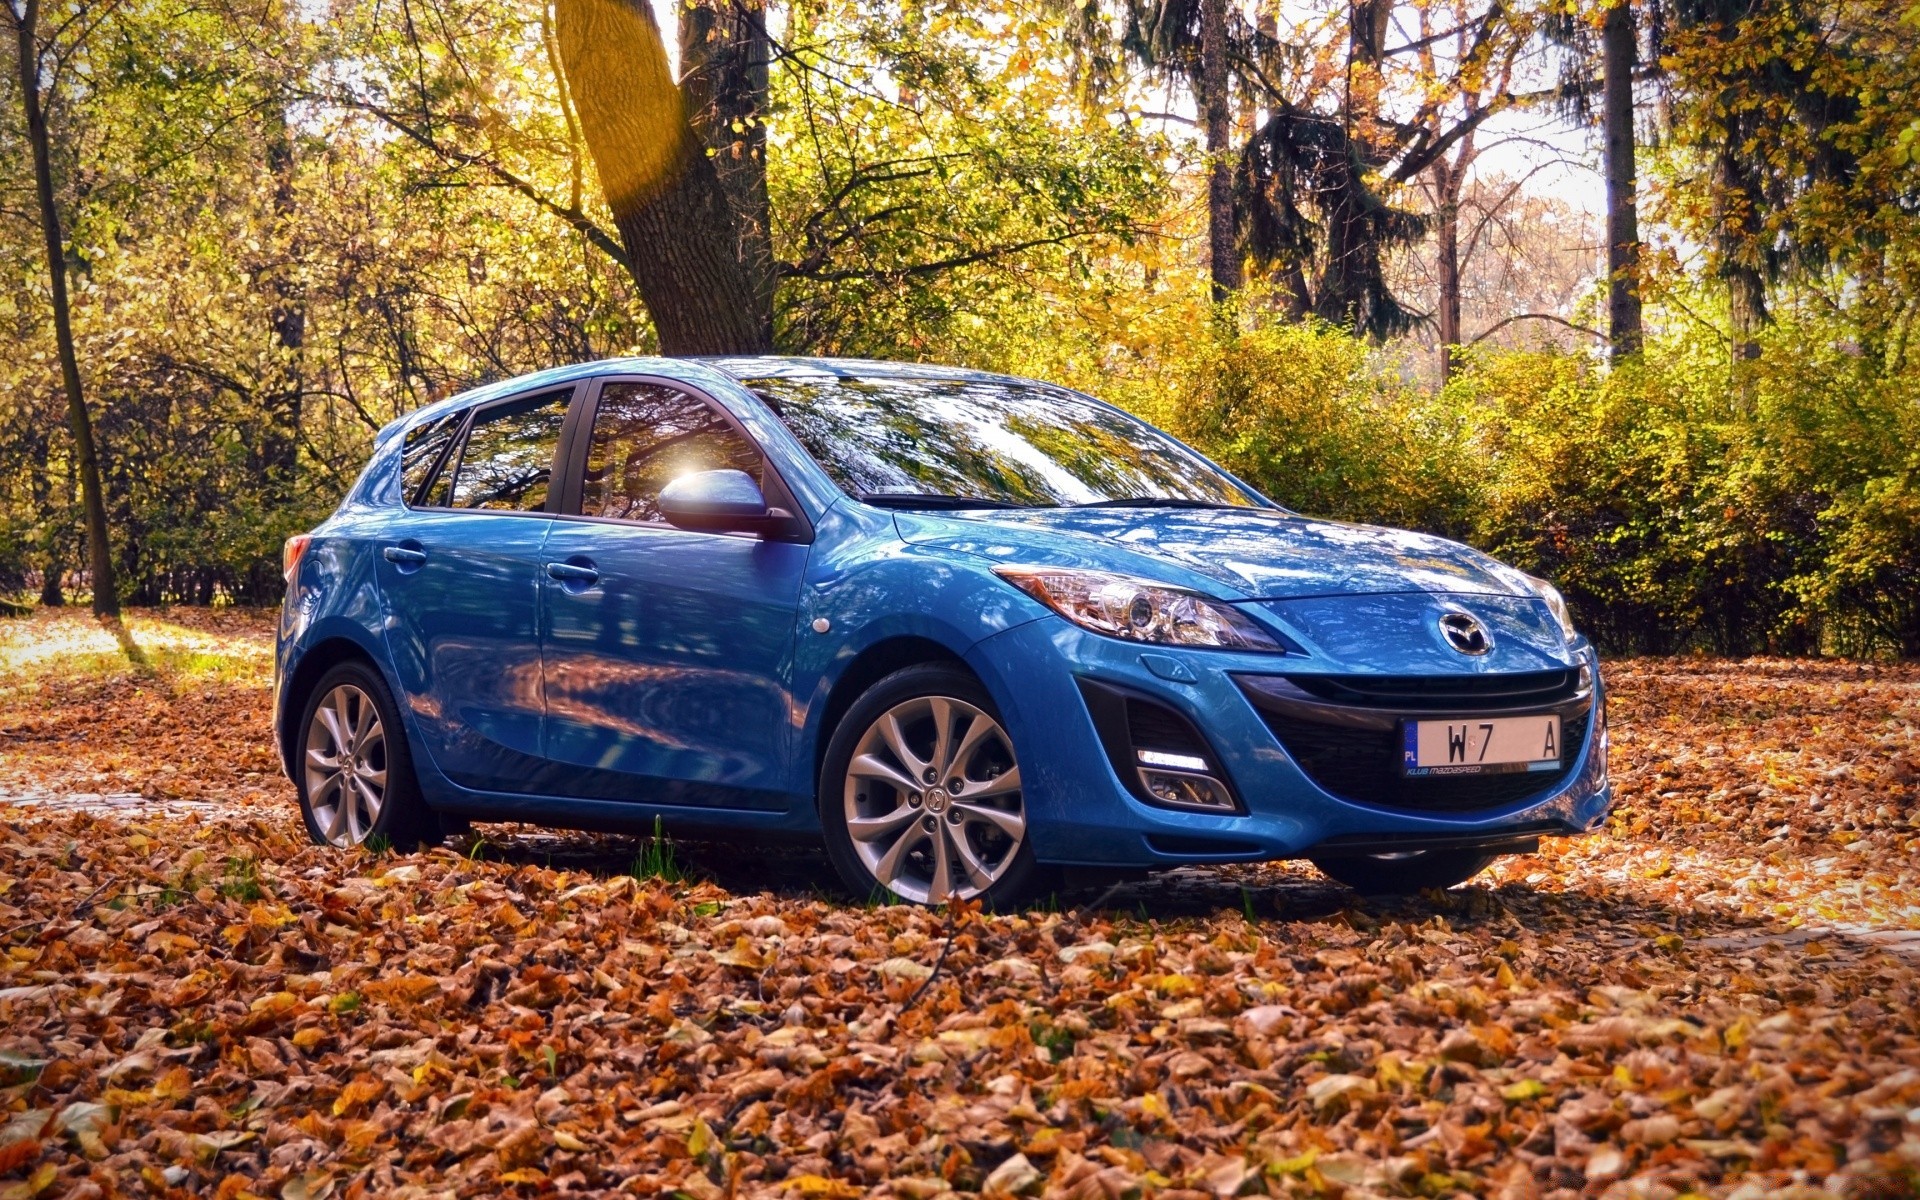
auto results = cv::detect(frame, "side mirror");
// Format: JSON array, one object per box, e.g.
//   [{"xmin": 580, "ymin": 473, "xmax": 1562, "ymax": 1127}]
[{"xmin": 658, "ymin": 469, "xmax": 794, "ymax": 537}]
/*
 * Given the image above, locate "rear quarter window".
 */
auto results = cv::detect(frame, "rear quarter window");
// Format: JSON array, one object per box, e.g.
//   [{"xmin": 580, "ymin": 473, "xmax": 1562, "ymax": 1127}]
[{"xmin": 400, "ymin": 413, "xmax": 463, "ymax": 505}]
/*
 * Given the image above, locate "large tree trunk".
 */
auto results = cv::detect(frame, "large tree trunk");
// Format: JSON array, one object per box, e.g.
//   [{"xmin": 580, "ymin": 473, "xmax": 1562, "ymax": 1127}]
[
  {"xmin": 679, "ymin": 1, "xmax": 773, "ymax": 345},
  {"xmin": 1198, "ymin": 0, "xmax": 1240, "ymax": 302},
  {"xmin": 13, "ymin": 0, "xmax": 117, "ymax": 617},
  {"xmin": 1601, "ymin": 0, "xmax": 1643, "ymax": 360},
  {"xmin": 553, "ymin": 0, "xmax": 771, "ymax": 354}
]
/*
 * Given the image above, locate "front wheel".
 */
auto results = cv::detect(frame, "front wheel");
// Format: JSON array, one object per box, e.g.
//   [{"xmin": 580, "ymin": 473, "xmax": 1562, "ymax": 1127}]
[
  {"xmin": 819, "ymin": 665, "xmax": 1047, "ymax": 909},
  {"xmin": 1310, "ymin": 849, "xmax": 1495, "ymax": 896},
  {"xmin": 295, "ymin": 661, "xmax": 440, "ymax": 852}
]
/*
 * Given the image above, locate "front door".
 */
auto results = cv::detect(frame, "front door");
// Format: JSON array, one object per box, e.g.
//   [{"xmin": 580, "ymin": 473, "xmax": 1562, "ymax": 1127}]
[
  {"xmin": 538, "ymin": 378, "xmax": 810, "ymax": 809},
  {"xmin": 378, "ymin": 387, "xmax": 573, "ymax": 793}
]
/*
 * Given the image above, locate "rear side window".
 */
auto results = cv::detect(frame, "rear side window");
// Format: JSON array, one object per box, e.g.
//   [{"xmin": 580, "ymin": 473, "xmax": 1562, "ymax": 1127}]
[
  {"xmin": 400, "ymin": 413, "xmax": 462, "ymax": 504},
  {"xmin": 423, "ymin": 390, "xmax": 571, "ymax": 512},
  {"xmin": 579, "ymin": 382, "xmax": 763, "ymax": 523}
]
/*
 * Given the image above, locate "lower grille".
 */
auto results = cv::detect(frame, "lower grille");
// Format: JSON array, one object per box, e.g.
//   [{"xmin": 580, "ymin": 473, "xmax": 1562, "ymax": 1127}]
[
  {"xmin": 1250, "ymin": 702, "xmax": 1590, "ymax": 813},
  {"xmin": 1076, "ymin": 679, "xmax": 1245, "ymax": 813},
  {"xmin": 1127, "ymin": 697, "xmax": 1208, "ymax": 758}
]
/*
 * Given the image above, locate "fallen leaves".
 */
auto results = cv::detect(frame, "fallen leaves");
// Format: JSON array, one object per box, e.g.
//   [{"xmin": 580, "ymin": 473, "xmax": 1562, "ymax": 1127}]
[{"xmin": 3, "ymin": 615, "xmax": 1920, "ymax": 1197}]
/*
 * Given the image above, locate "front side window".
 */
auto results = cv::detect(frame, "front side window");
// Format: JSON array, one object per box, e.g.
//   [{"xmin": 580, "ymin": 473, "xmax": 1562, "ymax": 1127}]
[
  {"xmin": 579, "ymin": 381, "xmax": 763, "ymax": 523},
  {"xmin": 439, "ymin": 390, "xmax": 571, "ymax": 512},
  {"xmin": 734, "ymin": 371, "xmax": 1262, "ymax": 509}
]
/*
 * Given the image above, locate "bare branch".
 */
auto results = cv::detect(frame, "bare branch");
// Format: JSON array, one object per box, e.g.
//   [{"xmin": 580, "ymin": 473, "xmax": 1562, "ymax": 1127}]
[{"xmin": 1468, "ymin": 312, "xmax": 1606, "ymax": 344}]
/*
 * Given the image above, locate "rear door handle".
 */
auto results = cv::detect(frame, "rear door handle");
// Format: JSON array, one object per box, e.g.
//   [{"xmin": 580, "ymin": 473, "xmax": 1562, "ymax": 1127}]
[
  {"xmin": 383, "ymin": 546, "xmax": 427, "ymax": 565},
  {"xmin": 544, "ymin": 561, "xmax": 599, "ymax": 585}
]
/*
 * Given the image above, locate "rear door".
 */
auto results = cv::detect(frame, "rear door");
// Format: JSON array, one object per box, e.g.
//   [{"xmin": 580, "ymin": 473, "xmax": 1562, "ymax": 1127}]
[
  {"xmin": 536, "ymin": 376, "xmax": 811, "ymax": 810},
  {"xmin": 378, "ymin": 386, "xmax": 575, "ymax": 793}
]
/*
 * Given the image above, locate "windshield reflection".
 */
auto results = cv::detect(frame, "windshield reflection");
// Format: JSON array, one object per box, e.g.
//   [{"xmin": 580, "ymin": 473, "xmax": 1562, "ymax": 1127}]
[{"xmin": 735, "ymin": 371, "xmax": 1263, "ymax": 510}]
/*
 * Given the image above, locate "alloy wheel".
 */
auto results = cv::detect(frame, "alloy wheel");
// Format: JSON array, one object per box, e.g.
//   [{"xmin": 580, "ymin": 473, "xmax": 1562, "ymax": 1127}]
[
  {"xmin": 842, "ymin": 695, "xmax": 1025, "ymax": 904},
  {"xmin": 303, "ymin": 683, "xmax": 388, "ymax": 847}
]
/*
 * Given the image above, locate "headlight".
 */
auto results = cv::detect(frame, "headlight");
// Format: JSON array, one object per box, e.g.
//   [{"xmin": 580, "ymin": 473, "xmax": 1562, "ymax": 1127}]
[
  {"xmin": 994, "ymin": 566, "xmax": 1283, "ymax": 651},
  {"xmin": 1524, "ymin": 574, "xmax": 1577, "ymax": 643}
]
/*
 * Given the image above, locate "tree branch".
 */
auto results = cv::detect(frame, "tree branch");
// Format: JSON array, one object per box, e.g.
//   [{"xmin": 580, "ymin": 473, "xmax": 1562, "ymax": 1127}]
[
  {"xmin": 316, "ymin": 93, "xmax": 630, "ymax": 271},
  {"xmin": 1468, "ymin": 312, "xmax": 1606, "ymax": 344},
  {"xmin": 784, "ymin": 229, "xmax": 1124, "ymax": 284}
]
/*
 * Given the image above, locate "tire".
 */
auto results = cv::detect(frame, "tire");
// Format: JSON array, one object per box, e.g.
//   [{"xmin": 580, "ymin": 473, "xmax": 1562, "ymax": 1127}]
[
  {"xmin": 294, "ymin": 661, "xmax": 441, "ymax": 852},
  {"xmin": 819, "ymin": 664, "xmax": 1048, "ymax": 909},
  {"xmin": 1310, "ymin": 849, "xmax": 1495, "ymax": 896}
]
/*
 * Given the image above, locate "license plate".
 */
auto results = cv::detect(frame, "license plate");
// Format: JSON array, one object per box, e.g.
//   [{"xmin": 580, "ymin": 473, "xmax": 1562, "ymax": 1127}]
[{"xmin": 1402, "ymin": 715, "xmax": 1562, "ymax": 776}]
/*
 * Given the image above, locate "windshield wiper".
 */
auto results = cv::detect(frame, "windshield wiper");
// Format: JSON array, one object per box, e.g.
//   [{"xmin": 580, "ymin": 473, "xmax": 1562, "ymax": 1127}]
[
  {"xmin": 1072, "ymin": 497, "xmax": 1241, "ymax": 509},
  {"xmin": 859, "ymin": 492, "xmax": 1030, "ymax": 510}
]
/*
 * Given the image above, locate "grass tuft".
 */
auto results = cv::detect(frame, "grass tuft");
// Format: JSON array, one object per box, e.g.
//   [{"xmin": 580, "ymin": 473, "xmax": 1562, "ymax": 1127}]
[
  {"xmin": 218, "ymin": 855, "xmax": 264, "ymax": 901},
  {"xmin": 631, "ymin": 815, "xmax": 683, "ymax": 883}
]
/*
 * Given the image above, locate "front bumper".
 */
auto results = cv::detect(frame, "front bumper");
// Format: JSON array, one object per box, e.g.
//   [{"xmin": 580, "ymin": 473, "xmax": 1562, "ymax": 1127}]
[{"xmin": 964, "ymin": 617, "xmax": 1611, "ymax": 868}]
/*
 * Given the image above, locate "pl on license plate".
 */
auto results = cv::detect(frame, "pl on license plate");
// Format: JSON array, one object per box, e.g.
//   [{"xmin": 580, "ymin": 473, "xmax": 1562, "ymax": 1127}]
[{"xmin": 1403, "ymin": 715, "xmax": 1562, "ymax": 776}]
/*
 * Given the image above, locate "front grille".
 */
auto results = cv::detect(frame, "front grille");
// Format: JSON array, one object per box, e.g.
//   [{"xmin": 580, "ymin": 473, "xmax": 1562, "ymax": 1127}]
[
  {"xmin": 1281, "ymin": 669, "xmax": 1579, "ymax": 710},
  {"xmin": 1245, "ymin": 692, "xmax": 1591, "ymax": 814}
]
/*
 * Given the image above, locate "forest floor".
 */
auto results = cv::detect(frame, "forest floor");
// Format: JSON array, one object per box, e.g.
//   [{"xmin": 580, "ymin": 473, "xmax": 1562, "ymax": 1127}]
[{"xmin": 1, "ymin": 607, "xmax": 1917, "ymax": 1200}]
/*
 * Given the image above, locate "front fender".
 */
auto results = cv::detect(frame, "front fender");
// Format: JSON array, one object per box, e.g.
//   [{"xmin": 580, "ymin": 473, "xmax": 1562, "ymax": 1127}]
[{"xmin": 788, "ymin": 505, "xmax": 1048, "ymax": 791}]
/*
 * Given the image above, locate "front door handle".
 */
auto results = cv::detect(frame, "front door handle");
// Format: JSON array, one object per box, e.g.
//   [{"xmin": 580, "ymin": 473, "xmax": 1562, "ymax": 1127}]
[
  {"xmin": 383, "ymin": 546, "xmax": 427, "ymax": 565},
  {"xmin": 544, "ymin": 561, "xmax": 600, "ymax": 586}
]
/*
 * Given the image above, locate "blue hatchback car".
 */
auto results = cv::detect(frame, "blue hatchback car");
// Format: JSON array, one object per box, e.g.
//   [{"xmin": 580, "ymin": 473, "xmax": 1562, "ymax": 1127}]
[{"xmin": 274, "ymin": 356, "xmax": 1610, "ymax": 906}]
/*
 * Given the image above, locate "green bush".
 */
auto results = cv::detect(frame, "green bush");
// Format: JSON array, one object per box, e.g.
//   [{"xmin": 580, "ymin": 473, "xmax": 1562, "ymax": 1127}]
[
  {"xmin": 1161, "ymin": 319, "xmax": 1485, "ymax": 540},
  {"xmin": 1444, "ymin": 341, "xmax": 1800, "ymax": 655},
  {"xmin": 1135, "ymin": 311, "xmax": 1920, "ymax": 657},
  {"xmin": 1742, "ymin": 324, "xmax": 1920, "ymax": 655}
]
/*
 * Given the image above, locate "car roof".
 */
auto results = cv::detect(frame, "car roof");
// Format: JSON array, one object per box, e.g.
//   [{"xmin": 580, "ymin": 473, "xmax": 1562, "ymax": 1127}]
[
  {"xmin": 376, "ymin": 356, "xmax": 1036, "ymax": 445},
  {"xmin": 699, "ymin": 356, "xmax": 1026, "ymax": 386}
]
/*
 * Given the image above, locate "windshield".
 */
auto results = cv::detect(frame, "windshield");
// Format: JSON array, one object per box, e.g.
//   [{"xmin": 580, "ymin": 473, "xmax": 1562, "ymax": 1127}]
[{"xmin": 734, "ymin": 370, "xmax": 1264, "ymax": 509}]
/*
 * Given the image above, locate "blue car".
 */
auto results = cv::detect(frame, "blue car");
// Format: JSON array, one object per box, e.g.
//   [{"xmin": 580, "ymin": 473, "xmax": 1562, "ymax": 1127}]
[{"xmin": 274, "ymin": 357, "xmax": 1609, "ymax": 906}]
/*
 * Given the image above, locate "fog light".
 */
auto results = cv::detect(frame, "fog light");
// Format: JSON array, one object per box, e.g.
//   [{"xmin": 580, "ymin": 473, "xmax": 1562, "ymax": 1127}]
[{"xmin": 1137, "ymin": 767, "xmax": 1235, "ymax": 811}]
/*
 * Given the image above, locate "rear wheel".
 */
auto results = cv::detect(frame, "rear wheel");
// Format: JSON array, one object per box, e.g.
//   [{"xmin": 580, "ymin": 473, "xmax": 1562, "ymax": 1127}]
[
  {"xmin": 819, "ymin": 665, "xmax": 1047, "ymax": 909},
  {"xmin": 1310, "ymin": 849, "xmax": 1495, "ymax": 896},
  {"xmin": 295, "ymin": 661, "xmax": 440, "ymax": 852}
]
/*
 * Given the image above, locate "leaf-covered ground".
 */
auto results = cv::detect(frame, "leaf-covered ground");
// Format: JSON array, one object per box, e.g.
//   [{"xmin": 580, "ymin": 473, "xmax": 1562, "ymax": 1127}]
[{"xmin": 2, "ymin": 609, "xmax": 1917, "ymax": 1200}]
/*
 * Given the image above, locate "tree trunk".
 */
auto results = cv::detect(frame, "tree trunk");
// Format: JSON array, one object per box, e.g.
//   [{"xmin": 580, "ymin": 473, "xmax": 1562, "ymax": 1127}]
[
  {"xmin": 1601, "ymin": 0, "xmax": 1643, "ymax": 360},
  {"xmin": 1434, "ymin": 184, "xmax": 1461, "ymax": 380},
  {"xmin": 553, "ymin": 0, "xmax": 771, "ymax": 355},
  {"xmin": 1716, "ymin": 132, "xmax": 1768, "ymax": 371},
  {"xmin": 1311, "ymin": 0, "xmax": 1406, "ymax": 339},
  {"xmin": 1274, "ymin": 257, "xmax": 1312, "ymax": 320},
  {"xmin": 679, "ymin": 0, "xmax": 774, "ymax": 345},
  {"xmin": 29, "ymin": 427, "xmax": 62, "ymax": 606},
  {"xmin": 261, "ymin": 99, "xmax": 306, "ymax": 501},
  {"xmin": 248, "ymin": 98, "xmax": 307, "ymax": 603},
  {"xmin": 1728, "ymin": 263, "xmax": 1768, "ymax": 362},
  {"xmin": 13, "ymin": 0, "xmax": 117, "ymax": 617},
  {"xmin": 1198, "ymin": 0, "xmax": 1240, "ymax": 302}
]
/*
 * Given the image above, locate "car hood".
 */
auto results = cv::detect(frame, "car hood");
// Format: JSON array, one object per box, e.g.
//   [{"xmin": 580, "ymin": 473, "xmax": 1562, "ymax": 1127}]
[{"xmin": 891, "ymin": 506, "xmax": 1535, "ymax": 601}]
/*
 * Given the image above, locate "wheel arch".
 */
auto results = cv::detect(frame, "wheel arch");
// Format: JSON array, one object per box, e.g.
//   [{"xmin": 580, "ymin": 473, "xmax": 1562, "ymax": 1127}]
[
  {"xmin": 277, "ymin": 635, "xmax": 384, "ymax": 777},
  {"xmin": 810, "ymin": 635, "xmax": 973, "ymax": 793}
]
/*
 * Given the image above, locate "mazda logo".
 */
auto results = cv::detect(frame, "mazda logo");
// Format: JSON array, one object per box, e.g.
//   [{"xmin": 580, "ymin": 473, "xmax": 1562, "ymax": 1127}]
[{"xmin": 1438, "ymin": 611, "xmax": 1492, "ymax": 655}]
